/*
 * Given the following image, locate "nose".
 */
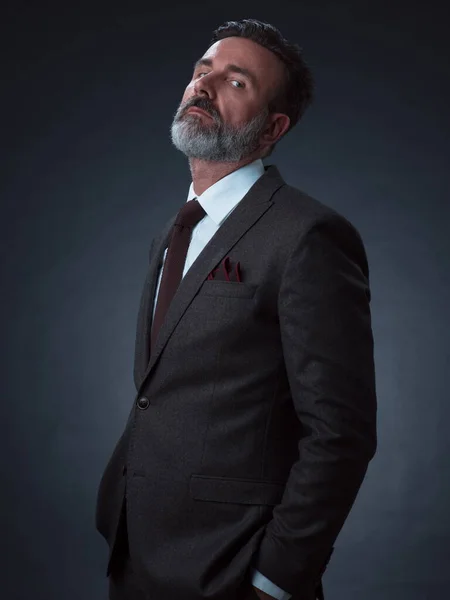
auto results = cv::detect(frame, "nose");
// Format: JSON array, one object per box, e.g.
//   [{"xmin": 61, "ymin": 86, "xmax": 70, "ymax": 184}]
[{"xmin": 193, "ymin": 73, "xmax": 216, "ymax": 99}]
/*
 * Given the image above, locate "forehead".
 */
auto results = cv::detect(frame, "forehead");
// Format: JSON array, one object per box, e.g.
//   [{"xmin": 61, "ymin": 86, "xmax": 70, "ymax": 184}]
[{"xmin": 200, "ymin": 37, "xmax": 283, "ymax": 86}]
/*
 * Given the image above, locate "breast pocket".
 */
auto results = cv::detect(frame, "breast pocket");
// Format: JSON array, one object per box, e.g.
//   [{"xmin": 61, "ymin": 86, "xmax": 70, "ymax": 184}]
[{"xmin": 197, "ymin": 280, "xmax": 257, "ymax": 299}]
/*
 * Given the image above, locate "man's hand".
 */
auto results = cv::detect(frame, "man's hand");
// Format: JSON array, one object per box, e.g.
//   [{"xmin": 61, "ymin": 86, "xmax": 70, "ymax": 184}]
[{"xmin": 252, "ymin": 586, "xmax": 277, "ymax": 600}]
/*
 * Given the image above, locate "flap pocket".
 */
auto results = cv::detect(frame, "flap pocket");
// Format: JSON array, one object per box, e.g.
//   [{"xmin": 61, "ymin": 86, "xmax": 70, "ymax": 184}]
[
  {"xmin": 189, "ymin": 474, "xmax": 285, "ymax": 506},
  {"xmin": 198, "ymin": 280, "xmax": 257, "ymax": 299}
]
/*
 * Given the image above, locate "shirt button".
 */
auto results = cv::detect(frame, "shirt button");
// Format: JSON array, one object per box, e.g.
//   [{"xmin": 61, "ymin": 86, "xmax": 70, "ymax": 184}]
[{"xmin": 137, "ymin": 396, "xmax": 150, "ymax": 410}]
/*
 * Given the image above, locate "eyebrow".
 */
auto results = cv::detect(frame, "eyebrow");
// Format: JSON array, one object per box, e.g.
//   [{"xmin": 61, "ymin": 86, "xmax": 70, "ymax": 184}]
[{"xmin": 193, "ymin": 57, "xmax": 258, "ymax": 89}]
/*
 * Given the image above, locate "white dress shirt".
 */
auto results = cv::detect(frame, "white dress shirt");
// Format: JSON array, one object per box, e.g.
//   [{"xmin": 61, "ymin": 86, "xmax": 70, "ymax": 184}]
[{"xmin": 152, "ymin": 158, "xmax": 292, "ymax": 600}]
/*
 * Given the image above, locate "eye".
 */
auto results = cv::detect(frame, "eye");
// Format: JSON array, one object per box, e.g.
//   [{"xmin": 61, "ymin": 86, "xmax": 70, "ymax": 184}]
[{"xmin": 195, "ymin": 72, "xmax": 244, "ymax": 89}]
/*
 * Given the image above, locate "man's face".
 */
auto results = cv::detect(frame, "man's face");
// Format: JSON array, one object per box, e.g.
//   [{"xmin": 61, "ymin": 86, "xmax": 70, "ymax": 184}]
[{"xmin": 170, "ymin": 36, "xmax": 285, "ymax": 162}]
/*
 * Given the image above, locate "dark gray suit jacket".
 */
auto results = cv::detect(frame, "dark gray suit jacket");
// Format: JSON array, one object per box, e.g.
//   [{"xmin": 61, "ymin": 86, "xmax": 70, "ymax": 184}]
[{"xmin": 95, "ymin": 164, "xmax": 377, "ymax": 600}]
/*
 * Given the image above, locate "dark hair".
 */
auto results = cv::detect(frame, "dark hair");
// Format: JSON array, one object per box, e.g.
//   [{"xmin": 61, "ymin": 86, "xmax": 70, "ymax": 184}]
[{"xmin": 209, "ymin": 18, "xmax": 314, "ymax": 157}]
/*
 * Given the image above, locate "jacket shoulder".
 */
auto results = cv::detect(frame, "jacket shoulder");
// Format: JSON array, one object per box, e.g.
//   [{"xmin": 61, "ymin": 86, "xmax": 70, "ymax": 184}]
[
  {"xmin": 273, "ymin": 183, "xmax": 365, "ymax": 242},
  {"xmin": 275, "ymin": 182, "xmax": 345, "ymax": 222},
  {"xmin": 271, "ymin": 183, "xmax": 370, "ymax": 279}
]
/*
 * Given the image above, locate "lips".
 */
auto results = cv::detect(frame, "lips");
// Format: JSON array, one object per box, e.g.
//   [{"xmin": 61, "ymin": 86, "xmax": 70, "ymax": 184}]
[{"xmin": 186, "ymin": 107, "xmax": 212, "ymax": 118}]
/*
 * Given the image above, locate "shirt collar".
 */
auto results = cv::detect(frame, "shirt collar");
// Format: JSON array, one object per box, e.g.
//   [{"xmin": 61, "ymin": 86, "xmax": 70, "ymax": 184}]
[{"xmin": 186, "ymin": 158, "xmax": 265, "ymax": 226}]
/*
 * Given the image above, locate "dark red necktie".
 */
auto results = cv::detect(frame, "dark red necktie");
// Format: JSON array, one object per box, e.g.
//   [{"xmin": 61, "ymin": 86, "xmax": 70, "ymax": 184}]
[{"xmin": 151, "ymin": 198, "xmax": 206, "ymax": 353}]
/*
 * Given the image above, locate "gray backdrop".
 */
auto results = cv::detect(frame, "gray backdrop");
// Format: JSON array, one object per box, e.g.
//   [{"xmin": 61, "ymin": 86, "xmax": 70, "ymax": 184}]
[{"xmin": 1, "ymin": 1, "xmax": 449, "ymax": 599}]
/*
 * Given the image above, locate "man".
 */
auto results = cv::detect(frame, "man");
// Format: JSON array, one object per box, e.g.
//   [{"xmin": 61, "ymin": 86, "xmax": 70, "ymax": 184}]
[{"xmin": 95, "ymin": 18, "xmax": 377, "ymax": 600}]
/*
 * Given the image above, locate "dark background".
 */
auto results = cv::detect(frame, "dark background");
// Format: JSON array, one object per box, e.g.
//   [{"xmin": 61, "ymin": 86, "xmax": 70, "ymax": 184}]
[{"xmin": 1, "ymin": 1, "xmax": 449, "ymax": 599}]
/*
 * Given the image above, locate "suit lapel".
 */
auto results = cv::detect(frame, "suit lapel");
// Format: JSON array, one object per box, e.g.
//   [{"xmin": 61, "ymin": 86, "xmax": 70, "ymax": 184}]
[{"xmin": 134, "ymin": 164, "xmax": 286, "ymax": 394}]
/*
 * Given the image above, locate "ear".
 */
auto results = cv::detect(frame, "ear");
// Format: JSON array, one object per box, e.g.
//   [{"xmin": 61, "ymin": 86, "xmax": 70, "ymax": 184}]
[{"xmin": 260, "ymin": 113, "xmax": 290, "ymax": 148}]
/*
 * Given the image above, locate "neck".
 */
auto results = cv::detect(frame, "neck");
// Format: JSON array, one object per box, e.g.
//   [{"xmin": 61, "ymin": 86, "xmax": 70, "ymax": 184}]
[{"xmin": 188, "ymin": 153, "xmax": 261, "ymax": 197}]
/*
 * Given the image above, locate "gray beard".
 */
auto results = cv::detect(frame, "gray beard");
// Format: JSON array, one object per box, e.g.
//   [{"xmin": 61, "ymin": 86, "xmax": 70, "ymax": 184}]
[{"xmin": 170, "ymin": 105, "xmax": 269, "ymax": 163}]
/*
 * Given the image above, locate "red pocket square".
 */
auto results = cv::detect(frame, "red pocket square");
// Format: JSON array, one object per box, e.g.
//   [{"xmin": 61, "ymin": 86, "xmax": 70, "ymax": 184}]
[{"xmin": 207, "ymin": 256, "xmax": 242, "ymax": 282}]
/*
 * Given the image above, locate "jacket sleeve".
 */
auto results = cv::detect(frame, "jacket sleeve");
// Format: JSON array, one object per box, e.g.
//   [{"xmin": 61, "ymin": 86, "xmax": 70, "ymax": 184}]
[{"xmin": 250, "ymin": 214, "xmax": 377, "ymax": 597}]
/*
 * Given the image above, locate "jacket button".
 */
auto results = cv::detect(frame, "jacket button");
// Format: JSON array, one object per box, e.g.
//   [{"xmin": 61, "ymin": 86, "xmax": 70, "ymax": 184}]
[{"xmin": 137, "ymin": 396, "xmax": 150, "ymax": 409}]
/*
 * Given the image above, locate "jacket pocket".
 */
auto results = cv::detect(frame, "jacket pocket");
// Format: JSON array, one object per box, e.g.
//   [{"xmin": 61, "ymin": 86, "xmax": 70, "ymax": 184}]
[
  {"xmin": 198, "ymin": 280, "xmax": 257, "ymax": 299},
  {"xmin": 189, "ymin": 474, "xmax": 285, "ymax": 506}
]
